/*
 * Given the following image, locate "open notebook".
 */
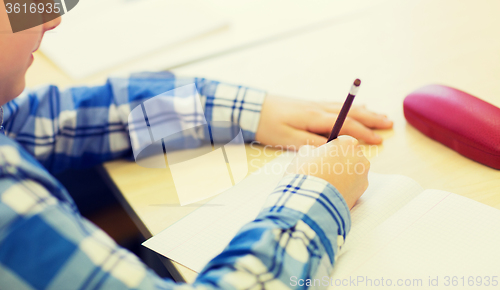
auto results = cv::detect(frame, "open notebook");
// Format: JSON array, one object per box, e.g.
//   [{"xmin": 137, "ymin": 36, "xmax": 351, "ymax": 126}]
[{"xmin": 143, "ymin": 154, "xmax": 500, "ymax": 288}]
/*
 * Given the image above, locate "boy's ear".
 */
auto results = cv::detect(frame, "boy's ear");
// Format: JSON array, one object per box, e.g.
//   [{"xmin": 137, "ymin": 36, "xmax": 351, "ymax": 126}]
[{"xmin": 4, "ymin": 0, "xmax": 78, "ymax": 33}]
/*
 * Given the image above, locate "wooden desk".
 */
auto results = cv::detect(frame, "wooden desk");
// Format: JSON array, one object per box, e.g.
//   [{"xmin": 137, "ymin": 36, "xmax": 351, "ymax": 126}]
[{"xmin": 26, "ymin": 0, "xmax": 500, "ymax": 283}]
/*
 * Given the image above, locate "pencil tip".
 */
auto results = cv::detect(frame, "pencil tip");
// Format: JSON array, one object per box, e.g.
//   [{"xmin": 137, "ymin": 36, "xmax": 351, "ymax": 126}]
[{"xmin": 354, "ymin": 79, "xmax": 361, "ymax": 86}]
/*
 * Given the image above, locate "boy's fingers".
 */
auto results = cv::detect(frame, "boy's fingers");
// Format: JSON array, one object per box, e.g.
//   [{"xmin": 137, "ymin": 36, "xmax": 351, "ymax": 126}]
[
  {"xmin": 300, "ymin": 112, "xmax": 338, "ymax": 134},
  {"xmin": 290, "ymin": 108, "xmax": 387, "ymax": 145},
  {"xmin": 321, "ymin": 103, "xmax": 393, "ymax": 129},
  {"xmin": 337, "ymin": 135, "xmax": 359, "ymax": 145},
  {"xmin": 293, "ymin": 112, "xmax": 383, "ymax": 145},
  {"xmin": 349, "ymin": 107, "xmax": 393, "ymax": 129},
  {"xmin": 286, "ymin": 127, "xmax": 328, "ymax": 149},
  {"xmin": 321, "ymin": 102, "xmax": 366, "ymax": 114},
  {"xmin": 340, "ymin": 117, "xmax": 383, "ymax": 144},
  {"xmin": 325, "ymin": 135, "xmax": 359, "ymax": 146},
  {"xmin": 320, "ymin": 102, "xmax": 342, "ymax": 113}
]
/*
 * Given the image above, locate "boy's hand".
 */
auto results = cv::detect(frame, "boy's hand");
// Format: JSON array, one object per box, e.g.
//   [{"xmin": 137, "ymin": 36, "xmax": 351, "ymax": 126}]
[
  {"xmin": 255, "ymin": 95, "xmax": 393, "ymax": 148},
  {"xmin": 285, "ymin": 136, "xmax": 369, "ymax": 209}
]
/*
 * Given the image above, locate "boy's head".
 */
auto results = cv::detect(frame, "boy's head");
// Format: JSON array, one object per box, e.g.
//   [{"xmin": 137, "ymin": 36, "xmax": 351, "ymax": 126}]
[{"xmin": 0, "ymin": 0, "xmax": 60, "ymax": 105}]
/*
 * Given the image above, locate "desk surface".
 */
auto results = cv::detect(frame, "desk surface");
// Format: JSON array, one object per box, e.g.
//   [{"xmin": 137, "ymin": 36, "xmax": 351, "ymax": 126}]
[
  {"xmin": 26, "ymin": 0, "xmax": 500, "ymax": 284},
  {"xmin": 37, "ymin": 0, "xmax": 389, "ymax": 79}
]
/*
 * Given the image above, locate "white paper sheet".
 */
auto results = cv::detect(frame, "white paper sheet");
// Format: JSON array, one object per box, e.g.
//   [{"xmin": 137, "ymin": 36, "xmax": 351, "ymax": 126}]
[
  {"xmin": 330, "ymin": 190, "xmax": 500, "ymax": 289},
  {"xmin": 144, "ymin": 164, "xmax": 500, "ymax": 287},
  {"xmin": 142, "ymin": 152, "xmax": 296, "ymax": 272}
]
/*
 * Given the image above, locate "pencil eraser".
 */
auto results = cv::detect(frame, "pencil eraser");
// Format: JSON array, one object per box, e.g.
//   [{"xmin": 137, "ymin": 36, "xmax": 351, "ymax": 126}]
[{"xmin": 404, "ymin": 84, "xmax": 500, "ymax": 170}]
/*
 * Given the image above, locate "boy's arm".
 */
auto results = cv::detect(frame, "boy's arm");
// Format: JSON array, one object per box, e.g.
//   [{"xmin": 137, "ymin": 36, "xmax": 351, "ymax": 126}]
[
  {"xmin": 0, "ymin": 140, "xmax": 350, "ymax": 290},
  {"xmin": 2, "ymin": 72, "xmax": 265, "ymax": 174}
]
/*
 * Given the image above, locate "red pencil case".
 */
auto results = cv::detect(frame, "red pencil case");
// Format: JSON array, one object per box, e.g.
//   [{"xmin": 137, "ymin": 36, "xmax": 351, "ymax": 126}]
[{"xmin": 403, "ymin": 84, "xmax": 500, "ymax": 170}]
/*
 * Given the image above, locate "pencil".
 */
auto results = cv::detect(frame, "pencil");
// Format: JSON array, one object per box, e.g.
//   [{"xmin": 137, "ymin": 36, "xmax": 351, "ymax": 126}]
[{"xmin": 327, "ymin": 79, "xmax": 361, "ymax": 142}]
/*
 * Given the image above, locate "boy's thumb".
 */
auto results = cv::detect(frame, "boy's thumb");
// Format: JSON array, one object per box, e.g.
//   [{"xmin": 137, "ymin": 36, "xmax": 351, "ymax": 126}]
[{"xmin": 334, "ymin": 135, "xmax": 359, "ymax": 145}]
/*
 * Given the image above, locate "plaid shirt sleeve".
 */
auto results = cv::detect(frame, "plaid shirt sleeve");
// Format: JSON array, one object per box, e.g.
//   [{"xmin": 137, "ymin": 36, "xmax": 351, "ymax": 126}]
[
  {"xmin": 2, "ymin": 71, "xmax": 266, "ymax": 174},
  {"xmin": 194, "ymin": 174, "xmax": 351, "ymax": 289}
]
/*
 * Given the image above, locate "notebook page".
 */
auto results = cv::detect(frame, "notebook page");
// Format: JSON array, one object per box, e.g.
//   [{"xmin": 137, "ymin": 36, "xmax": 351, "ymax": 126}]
[
  {"xmin": 143, "ymin": 152, "xmax": 297, "ymax": 272},
  {"xmin": 329, "ymin": 189, "xmax": 500, "ymax": 289},
  {"xmin": 345, "ymin": 173, "xmax": 424, "ymax": 247}
]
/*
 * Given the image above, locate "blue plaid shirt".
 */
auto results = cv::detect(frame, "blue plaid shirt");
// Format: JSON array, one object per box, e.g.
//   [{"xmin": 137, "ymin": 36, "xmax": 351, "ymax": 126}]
[{"xmin": 0, "ymin": 72, "xmax": 351, "ymax": 289}]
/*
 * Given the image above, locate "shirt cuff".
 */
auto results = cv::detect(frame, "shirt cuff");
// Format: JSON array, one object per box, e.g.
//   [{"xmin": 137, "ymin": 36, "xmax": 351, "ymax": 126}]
[
  {"xmin": 258, "ymin": 174, "xmax": 352, "ymax": 265},
  {"xmin": 209, "ymin": 83, "xmax": 266, "ymax": 142}
]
